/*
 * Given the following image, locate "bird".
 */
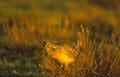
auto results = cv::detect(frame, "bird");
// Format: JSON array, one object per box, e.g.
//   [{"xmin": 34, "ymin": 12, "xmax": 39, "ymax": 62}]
[{"xmin": 44, "ymin": 42, "xmax": 78, "ymax": 71}]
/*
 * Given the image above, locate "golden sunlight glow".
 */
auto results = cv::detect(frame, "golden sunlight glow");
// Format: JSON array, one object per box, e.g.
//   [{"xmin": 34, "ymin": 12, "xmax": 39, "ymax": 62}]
[{"xmin": 44, "ymin": 42, "xmax": 78, "ymax": 70}]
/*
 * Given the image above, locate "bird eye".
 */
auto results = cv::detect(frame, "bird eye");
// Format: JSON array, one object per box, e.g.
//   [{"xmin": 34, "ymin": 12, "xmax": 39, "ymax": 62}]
[{"xmin": 48, "ymin": 46, "xmax": 51, "ymax": 49}]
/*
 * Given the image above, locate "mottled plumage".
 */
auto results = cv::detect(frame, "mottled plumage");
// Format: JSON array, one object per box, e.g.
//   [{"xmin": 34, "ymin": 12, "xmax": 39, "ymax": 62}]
[{"xmin": 44, "ymin": 42, "xmax": 78, "ymax": 70}]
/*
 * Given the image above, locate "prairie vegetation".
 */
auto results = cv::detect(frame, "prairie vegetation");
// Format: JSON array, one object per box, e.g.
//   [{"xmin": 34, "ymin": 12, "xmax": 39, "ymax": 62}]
[
  {"xmin": 36, "ymin": 26, "xmax": 120, "ymax": 77},
  {"xmin": 0, "ymin": 0, "xmax": 120, "ymax": 77}
]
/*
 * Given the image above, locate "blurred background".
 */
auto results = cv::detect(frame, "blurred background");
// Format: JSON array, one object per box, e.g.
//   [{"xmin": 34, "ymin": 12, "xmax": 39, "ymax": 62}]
[
  {"xmin": 0, "ymin": 0, "xmax": 120, "ymax": 76},
  {"xmin": 0, "ymin": 0, "xmax": 120, "ymax": 45}
]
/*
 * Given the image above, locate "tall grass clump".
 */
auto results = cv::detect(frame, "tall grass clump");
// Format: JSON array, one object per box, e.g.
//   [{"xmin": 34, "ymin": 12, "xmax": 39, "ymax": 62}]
[
  {"xmin": 37, "ymin": 25, "xmax": 120, "ymax": 77},
  {"xmin": 75, "ymin": 25, "xmax": 120, "ymax": 77}
]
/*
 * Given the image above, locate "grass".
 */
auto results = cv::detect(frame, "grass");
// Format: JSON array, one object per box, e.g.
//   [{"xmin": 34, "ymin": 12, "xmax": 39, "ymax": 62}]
[
  {"xmin": 0, "ymin": 0, "xmax": 120, "ymax": 40},
  {"xmin": 0, "ymin": 0, "xmax": 120, "ymax": 77},
  {"xmin": 0, "ymin": 21, "xmax": 120, "ymax": 77},
  {"xmin": 36, "ymin": 25, "xmax": 120, "ymax": 77}
]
